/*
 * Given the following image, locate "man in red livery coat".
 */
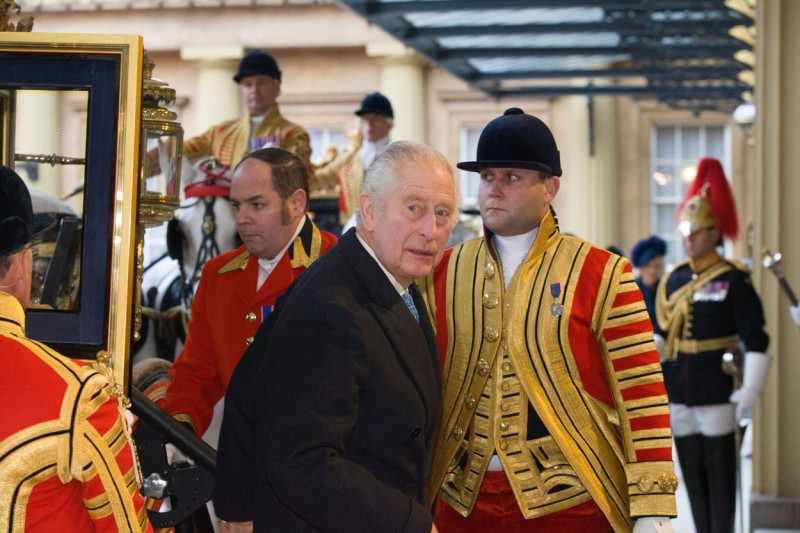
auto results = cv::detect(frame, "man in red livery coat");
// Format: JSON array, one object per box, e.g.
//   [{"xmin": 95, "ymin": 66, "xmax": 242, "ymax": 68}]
[
  {"xmin": 0, "ymin": 165, "xmax": 152, "ymax": 532},
  {"xmin": 419, "ymin": 109, "xmax": 677, "ymax": 532},
  {"xmin": 162, "ymin": 148, "xmax": 337, "ymax": 437}
]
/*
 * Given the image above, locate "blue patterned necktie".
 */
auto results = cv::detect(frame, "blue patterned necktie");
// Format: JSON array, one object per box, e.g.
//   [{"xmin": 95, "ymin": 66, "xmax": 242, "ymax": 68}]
[{"xmin": 402, "ymin": 290, "xmax": 419, "ymax": 322}]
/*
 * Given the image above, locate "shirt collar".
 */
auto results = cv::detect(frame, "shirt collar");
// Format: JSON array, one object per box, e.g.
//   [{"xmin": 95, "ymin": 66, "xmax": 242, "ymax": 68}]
[
  {"xmin": 355, "ymin": 231, "xmax": 406, "ymax": 296},
  {"xmin": 258, "ymin": 217, "xmax": 305, "ymax": 271}
]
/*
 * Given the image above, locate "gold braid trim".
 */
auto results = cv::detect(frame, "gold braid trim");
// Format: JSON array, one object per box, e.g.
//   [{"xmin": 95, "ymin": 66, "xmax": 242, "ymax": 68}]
[
  {"xmin": 290, "ymin": 224, "xmax": 323, "ymax": 269},
  {"xmin": 656, "ymin": 260, "xmax": 734, "ymax": 360}
]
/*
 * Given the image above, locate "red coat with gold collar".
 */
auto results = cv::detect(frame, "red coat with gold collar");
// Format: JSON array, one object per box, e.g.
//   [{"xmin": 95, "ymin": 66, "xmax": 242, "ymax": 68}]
[{"xmin": 162, "ymin": 216, "xmax": 336, "ymax": 435}]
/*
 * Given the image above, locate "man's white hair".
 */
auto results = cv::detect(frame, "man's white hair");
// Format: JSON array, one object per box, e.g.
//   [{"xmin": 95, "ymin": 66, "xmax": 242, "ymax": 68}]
[{"xmin": 355, "ymin": 140, "xmax": 458, "ymax": 227}]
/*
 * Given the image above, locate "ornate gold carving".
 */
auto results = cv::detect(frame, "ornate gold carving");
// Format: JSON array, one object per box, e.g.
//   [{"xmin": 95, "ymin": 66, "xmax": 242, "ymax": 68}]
[
  {"xmin": 93, "ymin": 350, "xmax": 132, "ymax": 410},
  {"xmin": 1, "ymin": 1, "xmax": 33, "ymax": 32}
]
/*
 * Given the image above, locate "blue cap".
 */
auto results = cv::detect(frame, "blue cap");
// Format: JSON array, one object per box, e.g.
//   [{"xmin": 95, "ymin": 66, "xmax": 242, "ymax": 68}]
[{"xmin": 631, "ymin": 236, "xmax": 667, "ymax": 267}]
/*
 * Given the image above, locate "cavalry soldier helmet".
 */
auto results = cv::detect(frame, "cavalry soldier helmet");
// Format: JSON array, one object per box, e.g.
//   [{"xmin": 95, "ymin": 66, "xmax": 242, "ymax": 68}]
[
  {"xmin": 677, "ymin": 157, "xmax": 739, "ymax": 240},
  {"xmin": 457, "ymin": 107, "xmax": 562, "ymax": 177}
]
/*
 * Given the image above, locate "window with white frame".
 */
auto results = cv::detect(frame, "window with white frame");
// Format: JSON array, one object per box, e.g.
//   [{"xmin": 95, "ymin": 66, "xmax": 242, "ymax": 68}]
[{"xmin": 650, "ymin": 124, "xmax": 730, "ymax": 267}]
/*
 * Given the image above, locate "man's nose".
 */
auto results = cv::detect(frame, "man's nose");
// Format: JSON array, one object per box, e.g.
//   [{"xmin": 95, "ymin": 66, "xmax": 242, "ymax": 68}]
[{"xmin": 417, "ymin": 210, "xmax": 437, "ymax": 237}]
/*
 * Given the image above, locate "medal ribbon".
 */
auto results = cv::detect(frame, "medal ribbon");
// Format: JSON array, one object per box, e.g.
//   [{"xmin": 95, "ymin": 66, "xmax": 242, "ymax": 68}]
[{"xmin": 549, "ymin": 283, "xmax": 562, "ymax": 301}]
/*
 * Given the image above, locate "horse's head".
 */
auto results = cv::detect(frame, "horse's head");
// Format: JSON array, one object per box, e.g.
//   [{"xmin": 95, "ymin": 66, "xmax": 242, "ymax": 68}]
[
  {"xmin": 181, "ymin": 156, "xmax": 233, "ymax": 201},
  {"xmin": 171, "ymin": 157, "xmax": 239, "ymax": 294}
]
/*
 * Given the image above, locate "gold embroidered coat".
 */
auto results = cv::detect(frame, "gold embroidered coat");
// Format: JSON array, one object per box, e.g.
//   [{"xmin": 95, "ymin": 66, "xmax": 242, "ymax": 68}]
[
  {"xmin": 0, "ymin": 292, "xmax": 151, "ymax": 532},
  {"xmin": 180, "ymin": 105, "xmax": 310, "ymax": 168},
  {"xmin": 419, "ymin": 212, "xmax": 677, "ymax": 531}
]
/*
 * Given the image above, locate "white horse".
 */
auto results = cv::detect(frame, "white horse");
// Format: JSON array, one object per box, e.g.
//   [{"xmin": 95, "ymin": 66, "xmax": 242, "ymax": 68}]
[{"xmin": 133, "ymin": 157, "xmax": 238, "ymax": 366}]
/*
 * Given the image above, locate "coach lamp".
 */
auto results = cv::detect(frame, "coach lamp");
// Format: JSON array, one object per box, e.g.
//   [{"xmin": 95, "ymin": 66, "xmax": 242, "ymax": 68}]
[{"xmin": 134, "ymin": 51, "xmax": 184, "ymax": 340}]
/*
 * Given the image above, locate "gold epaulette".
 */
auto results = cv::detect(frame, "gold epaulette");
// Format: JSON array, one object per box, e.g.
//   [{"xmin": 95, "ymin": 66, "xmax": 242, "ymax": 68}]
[
  {"xmin": 729, "ymin": 258, "xmax": 752, "ymax": 273},
  {"xmin": 218, "ymin": 250, "xmax": 250, "ymax": 274}
]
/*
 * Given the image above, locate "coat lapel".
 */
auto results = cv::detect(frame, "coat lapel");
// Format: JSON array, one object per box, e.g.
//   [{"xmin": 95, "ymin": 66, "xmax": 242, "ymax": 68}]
[{"xmin": 339, "ymin": 230, "xmax": 441, "ymax": 416}]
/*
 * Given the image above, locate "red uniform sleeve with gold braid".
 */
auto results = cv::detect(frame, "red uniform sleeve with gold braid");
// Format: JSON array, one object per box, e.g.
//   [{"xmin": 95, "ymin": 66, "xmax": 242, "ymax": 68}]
[
  {"xmin": 569, "ymin": 249, "xmax": 676, "ymax": 517},
  {"xmin": 77, "ymin": 371, "xmax": 152, "ymax": 532}
]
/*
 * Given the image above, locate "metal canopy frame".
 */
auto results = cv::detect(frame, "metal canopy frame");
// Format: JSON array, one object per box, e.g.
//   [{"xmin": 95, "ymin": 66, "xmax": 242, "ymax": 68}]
[{"xmin": 335, "ymin": 0, "xmax": 755, "ymax": 115}]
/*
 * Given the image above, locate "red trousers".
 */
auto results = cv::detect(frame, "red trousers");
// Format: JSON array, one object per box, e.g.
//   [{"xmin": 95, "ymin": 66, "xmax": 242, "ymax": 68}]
[{"xmin": 434, "ymin": 471, "xmax": 614, "ymax": 533}]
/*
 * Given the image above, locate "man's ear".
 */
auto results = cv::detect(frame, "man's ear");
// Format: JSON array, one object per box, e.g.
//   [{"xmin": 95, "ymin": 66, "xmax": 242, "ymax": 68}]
[
  {"xmin": 545, "ymin": 176, "xmax": 560, "ymax": 202},
  {"xmin": 359, "ymin": 193, "xmax": 376, "ymax": 232},
  {"xmin": 0, "ymin": 248, "xmax": 31, "ymax": 308},
  {"xmin": 290, "ymin": 188, "xmax": 307, "ymax": 217}
]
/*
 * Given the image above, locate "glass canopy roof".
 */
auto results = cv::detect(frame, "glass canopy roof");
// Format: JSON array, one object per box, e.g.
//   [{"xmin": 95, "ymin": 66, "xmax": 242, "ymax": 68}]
[{"xmin": 336, "ymin": 0, "xmax": 755, "ymax": 114}]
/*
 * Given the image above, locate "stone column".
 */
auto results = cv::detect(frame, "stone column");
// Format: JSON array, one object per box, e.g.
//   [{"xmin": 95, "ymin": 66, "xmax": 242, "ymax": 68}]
[
  {"xmin": 180, "ymin": 45, "xmax": 244, "ymax": 132},
  {"xmin": 366, "ymin": 42, "xmax": 427, "ymax": 143},
  {"xmin": 556, "ymin": 82, "xmax": 618, "ymax": 249},
  {"xmin": 749, "ymin": 0, "xmax": 800, "ymax": 528}
]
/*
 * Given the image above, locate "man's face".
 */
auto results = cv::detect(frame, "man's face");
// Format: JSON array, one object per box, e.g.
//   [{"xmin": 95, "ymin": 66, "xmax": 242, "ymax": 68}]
[
  {"xmin": 239, "ymin": 74, "xmax": 280, "ymax": 117},
  {"xmin": 478, "ymin": 167, "xmax": 559, "ymax": 237},
  {"xmin": 360, "ymin": 113, "xmax": 392, "ymax": 143},
  {"xmin": 360, "ymin": 160, "xmax": 456, "ymax": 288},
  {"xmin": 683, "ymin": 226, "xmax": 719, "ymax": 261},
  {"xmin": 230, "ymin": 158, "xmax": 304, "ymax": 260}
]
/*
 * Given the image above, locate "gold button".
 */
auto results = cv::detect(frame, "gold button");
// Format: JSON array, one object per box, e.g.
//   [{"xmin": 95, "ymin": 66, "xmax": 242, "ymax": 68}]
[
  {"xmin": 476, "ymin": 359, "xmax": 490, "ymax": 376},
  {"xmin": 484, "ymin": 327, "xmax": 499, "ymax": 342},
  {"xmin": 246, "ymin": 336, "xmax": 254, "ymax": 346},
  {"xmin": 246, "ymin": 312, "xmax": 257, "ymax": 323},
  {"xmin": 464, "ymin": 394, "xmax": 476, "ymax": 409},
  {"xmin": 501, "ymin": 361, "xmax": 512, "ymax": 372},
  {"xmin": 451, "ymin": 426, "xmax": 464, "ymax": 440},
  {"xmin": 499, "ymin": 422, "xmax": 509, "ymax": 431},
  {"xmin": 500, "ymin": 402, "xmax": 510, "ymax": 412},
  {"xmin": 482, "ymin": 292, "xmax": 499, "ymax": 309},
  {"xmin": 500, "ymin": 441, "xmax": 509, "ymax": 451},
  {"xmin": 501, "ymin": 381, "xmax": 510, "ymax": 391},
  {"xmin": 484, "ymin": 263, "xmax": 495, "ymax": 278}
]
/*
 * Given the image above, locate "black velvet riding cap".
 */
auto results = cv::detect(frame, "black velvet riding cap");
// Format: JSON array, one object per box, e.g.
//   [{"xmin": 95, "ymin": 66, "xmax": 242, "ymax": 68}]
[
  {"xmin": 0, "ymin": 165, "xmax": 55, "ymax": 256},
  {"xmin": 233, "ymin": 50, "xmax": 282, "ymax": 83},
  {"xmin": 457, "ymin": 107, "xmax": 562, "ymax": 176},
  {"xmin": 355, "ymin": 92, "xmax": 394, "ymax": 119}
]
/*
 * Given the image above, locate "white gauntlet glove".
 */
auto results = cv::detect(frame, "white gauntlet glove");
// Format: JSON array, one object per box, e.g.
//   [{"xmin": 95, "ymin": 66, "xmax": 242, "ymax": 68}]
[
  {"xmin": 729, "ymin": 351, "xmax": 772, "ymax": 422},
  {"xmin": 632, "ymin": 517, "xmax": 673, "ymax": 532},
  {"xmin": 790, "ymin": 304, "xmax": 800, "ymax": 327}
]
